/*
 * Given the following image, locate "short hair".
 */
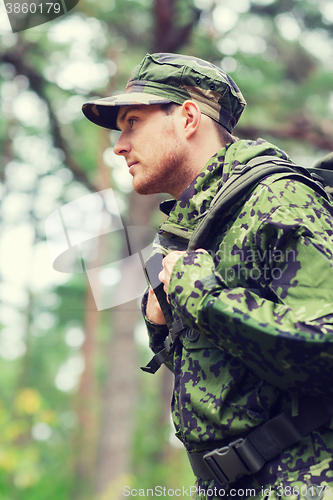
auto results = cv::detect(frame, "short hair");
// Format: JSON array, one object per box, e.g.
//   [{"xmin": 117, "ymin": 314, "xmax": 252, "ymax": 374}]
[
  {"xmin": 213, "ymin": 121, "xmax": 237, "ymax": 145},
  {"xmin": 160, "ymin": 102, "xmax": 237, "ymax": 146},
  {"xmin": 160, "ymin": 102, "xmax": 179, "ymax": 115}
]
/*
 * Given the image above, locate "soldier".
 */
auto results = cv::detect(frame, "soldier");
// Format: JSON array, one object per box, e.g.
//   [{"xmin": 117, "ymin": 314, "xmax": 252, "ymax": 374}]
[{"xmin": 82, "ymin": 53, "xmax": 333, "ymax": 500}]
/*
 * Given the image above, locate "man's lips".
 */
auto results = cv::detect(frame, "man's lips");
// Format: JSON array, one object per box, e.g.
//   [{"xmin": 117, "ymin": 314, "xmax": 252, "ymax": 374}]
[{"xmin": 128, "ymin": 161, "xmax": 138, "ymax": 173}]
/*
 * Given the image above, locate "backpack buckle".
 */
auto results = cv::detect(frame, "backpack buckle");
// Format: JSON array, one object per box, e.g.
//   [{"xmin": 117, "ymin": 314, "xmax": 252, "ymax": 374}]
[
  {"xmin": 233, "ymin": 164, "xmax": 253, "ymax": 174},
  {"xmin": 203, "ymin": 438, "xmax": 265, "ymax": 485}
]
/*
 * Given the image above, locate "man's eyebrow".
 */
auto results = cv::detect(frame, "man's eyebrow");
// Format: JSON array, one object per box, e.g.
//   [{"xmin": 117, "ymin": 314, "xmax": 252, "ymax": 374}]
[
  {"xmin": 117, "ymin": 107, "xmax": 131, "ymax": 126},
  {"xmin": 117, "ymin": 108, "xmax": 131, "ymax": 127},
  {"xmin": 117, "ymin": 105, "xmax": 144, "ymax": 128}
]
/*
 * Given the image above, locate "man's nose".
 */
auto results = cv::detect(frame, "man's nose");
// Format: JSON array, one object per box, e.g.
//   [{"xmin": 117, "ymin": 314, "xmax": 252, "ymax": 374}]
[{"xmin": 114, "ymin": 134, "xmax": 131, "ymax": 156}]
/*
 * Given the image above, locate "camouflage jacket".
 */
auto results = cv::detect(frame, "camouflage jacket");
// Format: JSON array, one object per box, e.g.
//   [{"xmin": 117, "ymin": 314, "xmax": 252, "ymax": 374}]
[{"xmin": 142, "ymin": 139, "xmax": 333, "ymax": 499}]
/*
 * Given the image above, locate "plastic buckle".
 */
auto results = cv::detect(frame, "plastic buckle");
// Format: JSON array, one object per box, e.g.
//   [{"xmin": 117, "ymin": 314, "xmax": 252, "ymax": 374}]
[
  {"xmin": 164, "ymin": 334, "xmax": 173, "ymax": 353},
  {"xmin": 203, "ymin": 438, "xmax": 265, "ymax": 485},
  {"xmin": 233, "ymin": 164, "xmax": 252, "ymax": 174},
  {"xmin": 171, "ymin": 318, "xmax": 185, "ymax": 336},
  {"xmin": 164, "ymin": 318, "xmax": 186, "ymax": 354},
  {"xmin": 140, "ymin": 349, "xmax": 170, "ymax": 374}
]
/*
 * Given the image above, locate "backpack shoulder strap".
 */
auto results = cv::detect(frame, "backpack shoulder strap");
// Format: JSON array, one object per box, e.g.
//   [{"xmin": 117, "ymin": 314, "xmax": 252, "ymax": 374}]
[
  {"xmin": 306, "ymin": 167, "xmax": 333, "ymax": 188},
  {"xmin": 141, "ymin": 156, "xmax": 333, "ymax": 374},
  {"xmin": 188, "ymin": 155, "xmax": 331, "ymax": 251}
]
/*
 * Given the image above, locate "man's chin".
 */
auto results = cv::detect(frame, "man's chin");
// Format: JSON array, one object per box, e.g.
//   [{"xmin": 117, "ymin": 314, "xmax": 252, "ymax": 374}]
[
  {"xmin": 133, "ymin": 179, "xmax": 163, "ymax": 196},
  {"xmin": 133, "ymin": 184, "xmax": 156, "ymax": 195}
]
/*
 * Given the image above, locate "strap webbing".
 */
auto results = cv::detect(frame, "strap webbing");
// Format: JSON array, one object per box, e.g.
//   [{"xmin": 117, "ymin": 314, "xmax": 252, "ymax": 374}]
[
  {"xmin": 141, "ymin": 252, "xmax": 186, "ymax": 374},
  {"xmin": 189, "ymin": 157, "xmax": 331, "ymax": 251},
  {"xmin": 142, "ymin": 156, "xmax": 333, "ymax": 374},
  {"xmin": 144, "ymin": 253, "xmax": 173, "ymax": 330},
  {"xmin": 188, "ymin": 397, "xmax": 332, "ymax": 484}
]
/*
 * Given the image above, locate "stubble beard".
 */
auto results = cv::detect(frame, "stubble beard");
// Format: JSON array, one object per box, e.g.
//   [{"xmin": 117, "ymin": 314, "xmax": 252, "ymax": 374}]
[{"xmin": 133, "ymin": 130, "xmax": 187, "ymax": 198}]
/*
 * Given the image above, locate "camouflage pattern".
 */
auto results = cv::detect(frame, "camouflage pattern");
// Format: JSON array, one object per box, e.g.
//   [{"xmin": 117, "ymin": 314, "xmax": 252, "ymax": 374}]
[
  {"xmin": 82, "ymin": 53, "xmax": 246, "ymax": 132},
  {"xmin": 141, "ymin": 138, "xmax": 333, "ymax": 499}
]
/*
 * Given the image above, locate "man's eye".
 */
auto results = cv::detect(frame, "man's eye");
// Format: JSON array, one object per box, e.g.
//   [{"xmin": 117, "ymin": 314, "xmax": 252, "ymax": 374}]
[{"xmin": 129, "ymin": 118, "xmax": 136, "ymax": 127}]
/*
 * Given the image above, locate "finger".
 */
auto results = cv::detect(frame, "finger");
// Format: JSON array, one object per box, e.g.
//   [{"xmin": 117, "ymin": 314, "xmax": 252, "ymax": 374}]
[{"xmin": 158, "ymin": 268, "xmax": 165, "ymax": 283}]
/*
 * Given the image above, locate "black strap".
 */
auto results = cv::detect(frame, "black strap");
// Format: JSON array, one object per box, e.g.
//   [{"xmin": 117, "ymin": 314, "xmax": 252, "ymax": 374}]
[
  {"xmin": 140, "ymin": 349, "xmax": 171, "ymax": 374},
  {"xmin": 187, "ymin": 397, "xmax": 332, "ymax": 485},
  {"xmin": 140, "ymin": 318, "xmax": 187, "ymax": 374},
  {"xmin": 185, "ymin": 161, "xmax": 333, "ymax": 481},
  {"xmin": 144, "ymin": 253, "xmax": 173, "ymax": 330},
  {"xmin": 141, "ymin": 253, "xmax": 186, "ymax": 374},
  {"xmin": 188, "ymin": 156, "xmax": 331, "ymax": 251},
  {"xmin": 306, "ymin": 167, "xmax": 333, "ymax": 189},
  {"xmin": 142, "ymin": 156, "xmax": 333, "ymax": 373}
]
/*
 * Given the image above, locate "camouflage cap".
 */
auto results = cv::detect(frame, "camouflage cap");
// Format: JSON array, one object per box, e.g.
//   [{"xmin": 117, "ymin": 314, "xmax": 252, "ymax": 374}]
[{"xmin": 82, "ymin": 53, "xmax": 246, "ymax": 133}]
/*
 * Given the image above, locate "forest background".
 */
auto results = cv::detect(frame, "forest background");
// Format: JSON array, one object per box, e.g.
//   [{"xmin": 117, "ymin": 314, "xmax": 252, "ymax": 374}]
[{"xmin": 0, "ymin": 0, "xmax": 333, "ymax": 499}]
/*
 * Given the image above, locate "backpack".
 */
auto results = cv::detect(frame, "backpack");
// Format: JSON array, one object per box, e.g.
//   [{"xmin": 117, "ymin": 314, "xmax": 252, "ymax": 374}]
[
  {"xmin": 189, "ymin": 154, "xmax": 333, "ymax": 251},
  {"xmin": 142, "ymin": 154, "xmax": 333, "ymax": 374},
  {"xmin": 142, "ymin": 154, "xmax": 333, "ymax": 486}
]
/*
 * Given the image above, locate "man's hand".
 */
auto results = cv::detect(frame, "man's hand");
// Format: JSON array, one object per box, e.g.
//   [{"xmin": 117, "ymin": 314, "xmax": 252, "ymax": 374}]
[
  {"xmin": 146, "ymin": 286, "xmax": 167, "ymax": 325},
  {"xmin": 146, "ymin": 249, "xmax": 208, "ymax": 324},
  {"xmin": 158, "ymin": 251, "xmax": 186, "ymax": 296},
  {"xmin": 158, "ymin": 249, "xmax": 208, "ymax": 296},
  {"xmin": 146, "ymin": 251, "xmax": 186, "ymax": 325}
]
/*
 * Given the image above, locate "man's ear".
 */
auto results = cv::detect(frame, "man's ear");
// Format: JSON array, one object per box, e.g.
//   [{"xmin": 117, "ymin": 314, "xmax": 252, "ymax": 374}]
[{"xmin": 181, "ymin": 100, "xmax": 201, "ymax": 139}]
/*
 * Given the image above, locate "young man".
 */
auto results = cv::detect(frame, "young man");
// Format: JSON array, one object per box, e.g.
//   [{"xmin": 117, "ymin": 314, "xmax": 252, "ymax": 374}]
[{"xmin": 82, "ymin": 53, "xmax": 333, "ymax": 500}]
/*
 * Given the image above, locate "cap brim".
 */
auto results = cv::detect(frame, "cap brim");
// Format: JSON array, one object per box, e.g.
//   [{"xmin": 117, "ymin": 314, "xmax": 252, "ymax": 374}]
[{"xmin": 82, "ymin": 92, "xmax": 172, "ymax": 130}]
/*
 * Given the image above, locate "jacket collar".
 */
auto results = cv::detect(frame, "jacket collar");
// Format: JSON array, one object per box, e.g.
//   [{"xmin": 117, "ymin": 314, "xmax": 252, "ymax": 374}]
[{"xmin": 159, "ymin": 139, "xmax": 291, "ymax": 239}]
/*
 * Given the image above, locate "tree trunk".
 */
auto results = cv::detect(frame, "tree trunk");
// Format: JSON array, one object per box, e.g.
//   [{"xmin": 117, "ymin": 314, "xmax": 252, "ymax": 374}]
[
  {"xmin": 95, "ymin": 191, "xmax": 159, "ymax": 499},
  {"xmin": 73, "ymin": 128, "xmax": 111, "ymax": 498}
]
